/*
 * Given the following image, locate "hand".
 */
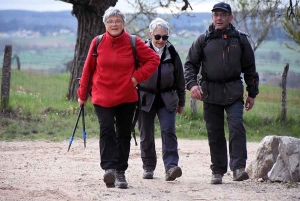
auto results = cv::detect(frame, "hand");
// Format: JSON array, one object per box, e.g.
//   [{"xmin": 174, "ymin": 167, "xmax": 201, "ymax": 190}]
[
  {"xmin": 131, "ymin": 76, "xmax": 138, "ymax": 87},
  {"xmin": 177, "ymin": 106, "xmax": 184, "ymax": 114},
  {"xmin": 190, "ymin": 85, "xmax": 203, "ymax": 100},
  {"xmin": 245, "ymin": 96, "xmax": 254, "ymax": 111},
  {"xmin": 78, "ymin": 98, "xmax": 86, "ymax": 107}
]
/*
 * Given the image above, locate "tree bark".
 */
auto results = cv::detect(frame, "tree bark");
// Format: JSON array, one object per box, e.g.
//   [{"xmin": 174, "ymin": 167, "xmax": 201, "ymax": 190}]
[{"xmin": 63, "ymin": 0, "xmax": 118, "ymax": 100}]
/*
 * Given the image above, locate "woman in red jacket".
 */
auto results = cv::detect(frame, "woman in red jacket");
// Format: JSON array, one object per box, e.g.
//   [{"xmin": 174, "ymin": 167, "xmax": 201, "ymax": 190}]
[{"xmin": 77, "ymin": 7, "xmax": 160, "ymax": 189}]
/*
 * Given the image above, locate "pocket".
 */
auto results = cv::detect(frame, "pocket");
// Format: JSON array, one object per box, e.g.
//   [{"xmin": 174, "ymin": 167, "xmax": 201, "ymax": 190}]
[
  {"xmin": 224, "ymin": 81, "xmax": 243, "ymax": 104},
  {"xmin": 201, "ymin": 81, "xmax": 243, "ymax": 105},
  {"xmin": 162, "ymin": 91, "xmax": 179, "ymax": 112}
]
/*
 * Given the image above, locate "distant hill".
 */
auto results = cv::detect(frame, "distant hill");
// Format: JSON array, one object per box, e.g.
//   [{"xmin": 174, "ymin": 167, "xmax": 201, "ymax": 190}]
[
  {"xmin": 0, "ymin": 10, "xmax": 212, "ymax": 35},
  {"xmin": 0, "ymin": 10, "xmax": 289, "ymax": 40},
  {"xmin": 0, "ymin": 10, "xmax": 77, "ymax": 34}
]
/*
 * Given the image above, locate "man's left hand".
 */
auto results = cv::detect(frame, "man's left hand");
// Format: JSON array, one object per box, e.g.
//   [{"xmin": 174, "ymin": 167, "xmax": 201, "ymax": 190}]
[{"xmin": 245, "ymin": 96, "xmax": 255, "ymax": 111}]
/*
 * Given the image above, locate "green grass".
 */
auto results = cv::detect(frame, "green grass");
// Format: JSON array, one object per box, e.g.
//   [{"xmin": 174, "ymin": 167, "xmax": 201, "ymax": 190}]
[{"xmin": 0, "ymin": 70, "xmax": 299, "ymax": 142}]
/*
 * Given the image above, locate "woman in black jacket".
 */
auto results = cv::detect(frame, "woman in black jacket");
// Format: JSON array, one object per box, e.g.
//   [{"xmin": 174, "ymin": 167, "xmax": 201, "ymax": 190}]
[{"xmin": 138, "ymin": 17, "xmax": 186, "ymax": 181}]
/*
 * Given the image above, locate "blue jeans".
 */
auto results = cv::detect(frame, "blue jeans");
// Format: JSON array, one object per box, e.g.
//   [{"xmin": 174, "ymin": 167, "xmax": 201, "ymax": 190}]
[
  {"xmin": 94, "ymin": 102, "xmax": 136, "ymax": 171},
  {"xmin": 139, "ymin": 106, "xmax": 179, "ymax": 172},
  {"xmin": 203, "ymin": 99, "xmax": 247, "ymax": 174}
]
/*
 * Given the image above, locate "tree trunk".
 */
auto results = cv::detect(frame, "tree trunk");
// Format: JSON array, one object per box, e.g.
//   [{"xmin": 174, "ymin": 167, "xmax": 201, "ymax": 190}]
[{"xmin": 66, "ymin": 0, "xmax": 118, "ymax": 100}]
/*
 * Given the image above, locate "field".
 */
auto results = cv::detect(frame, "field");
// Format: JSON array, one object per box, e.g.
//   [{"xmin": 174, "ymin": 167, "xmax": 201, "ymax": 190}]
[
  {"xmin": 1, "ymin": 35, "xmax": 299, "ymax": 73},
  {"xmin": 0, "ymin": 35, "xmax": 299, "ymax": 142}
]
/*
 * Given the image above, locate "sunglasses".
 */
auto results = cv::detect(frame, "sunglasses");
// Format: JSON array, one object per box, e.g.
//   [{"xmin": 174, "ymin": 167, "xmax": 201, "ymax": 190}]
[{"xmin": 154, "ymin": 34, "xmax": 169, "ymax": 41}]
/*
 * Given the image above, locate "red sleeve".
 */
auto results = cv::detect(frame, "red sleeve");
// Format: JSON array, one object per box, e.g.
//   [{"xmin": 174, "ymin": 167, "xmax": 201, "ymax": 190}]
[
  {"xmin": 132, "ymin": 37, "xmax": 160, "ymax": 82},
  {"xmin": 77, "ymin": 37, "xmax": 97, "ymax": 101}
]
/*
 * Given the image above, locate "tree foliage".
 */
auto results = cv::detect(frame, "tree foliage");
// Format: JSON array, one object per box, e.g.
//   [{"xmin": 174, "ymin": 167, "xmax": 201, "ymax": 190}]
[
  {"xmin": 224, "ymin": 0, "xmax": 282, "ymax": 52},
  {"xmin": 282, "ymin": 0, "xmax": 300, "ymax": 52}
]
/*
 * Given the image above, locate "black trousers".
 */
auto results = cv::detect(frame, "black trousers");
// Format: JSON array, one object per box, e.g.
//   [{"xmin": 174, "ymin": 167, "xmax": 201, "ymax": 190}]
[
  {"xmin": 203, "ymin": 99, "xmax": 247, "ymax": 175},
  {"xmin": 94, "ymin": 102, "xmax": 136, "ymax": 171}
]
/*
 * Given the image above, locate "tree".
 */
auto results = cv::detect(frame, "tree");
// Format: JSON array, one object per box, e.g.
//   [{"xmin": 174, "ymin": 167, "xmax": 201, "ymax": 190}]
[
  {"xmin": 282, "ymin": 0, "xmax": 300, "ymax": 52},
  {"xmin": 59, "ymin": 0, "xmax": 117, "ymax": 100},
  {"xmin": 59, "ymin": 0, "xmax": 193, "ymax": 101}
]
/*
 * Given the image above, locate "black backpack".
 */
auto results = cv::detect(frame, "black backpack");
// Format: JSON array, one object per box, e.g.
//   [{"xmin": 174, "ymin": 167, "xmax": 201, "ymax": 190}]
[
  {"xmin": 92, "ymin": 34, "xmax": 140, "ymax": 146},
  {"xmin": 200, "ymin": 29, "xmax": 247, "ymax": 56}
]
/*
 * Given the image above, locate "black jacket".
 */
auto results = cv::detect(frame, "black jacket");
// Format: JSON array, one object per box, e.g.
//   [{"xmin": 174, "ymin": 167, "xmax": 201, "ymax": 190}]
[
  {"xmin": 184, "ymin": 24, "xmax": 259, "ymax": 105},
  {"xmin": 139, "ymin": 40, "xmax": 186, "ymax": 112}
]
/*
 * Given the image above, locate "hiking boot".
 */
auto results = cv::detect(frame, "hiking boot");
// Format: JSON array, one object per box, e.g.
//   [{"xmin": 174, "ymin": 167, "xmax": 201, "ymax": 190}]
[
  {"xmin": 165, "ymin": 166, "xmax": 182, "ymax": 181},
  {"xmin": 211, "ymin": 174, "xmax": 223, "ymax": 184},
  {"xmin": 115, "ymin": 171, "xmax": 128, "ymax": 189},
  {"xmin": 233, "ymin": 168, "xmax": 249, "ymax": 181},
  {"xmin": 143, "ymin": 169, "xmax": 154, "ymax": 179},
  {"xmin": 103, "ymin": 169, "xmax": 115, "ymax": 188}
]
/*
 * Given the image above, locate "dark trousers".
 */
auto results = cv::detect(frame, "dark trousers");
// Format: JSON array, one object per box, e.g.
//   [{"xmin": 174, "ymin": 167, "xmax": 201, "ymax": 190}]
[
  {"xmin": 139, "ymin": 106, "xmax": 178, "ymax": 172},
  {"xmin": 203, "ymin": 99, "xmax": 247, "ymax": 175},
  {"xmin": 94, "ymin": 102, "xmax": 136, "ymax": 171}
]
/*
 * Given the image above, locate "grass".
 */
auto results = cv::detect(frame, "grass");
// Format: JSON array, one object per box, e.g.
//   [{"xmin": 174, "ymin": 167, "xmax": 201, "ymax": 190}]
[{"xmin": 0, "ymin": 70, "xmax": 299, "ymax": 142}]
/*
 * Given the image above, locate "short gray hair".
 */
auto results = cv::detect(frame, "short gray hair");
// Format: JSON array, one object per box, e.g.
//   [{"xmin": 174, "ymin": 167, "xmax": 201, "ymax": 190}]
[
  {"xmin": 102, "ymin": 7, "xmax": 126, "ymax": 24},
  {"xmin": 149, "ymin": 17, "xmax": 170, "ymax": 34}
]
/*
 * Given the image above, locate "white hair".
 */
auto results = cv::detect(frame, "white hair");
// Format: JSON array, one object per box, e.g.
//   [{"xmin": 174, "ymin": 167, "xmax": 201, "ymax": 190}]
[
  {"xmin": 102, "ymin": 7, "xmax": 126, "ymax": 24},
  {"xmin": 149, "ymin": 17, "xmax": 170, "ymax": 34}
]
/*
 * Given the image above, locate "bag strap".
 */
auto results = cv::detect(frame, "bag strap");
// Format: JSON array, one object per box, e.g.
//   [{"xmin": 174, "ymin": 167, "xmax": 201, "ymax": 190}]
[
  {"xmin": 130, "ymin": 35, "xmax": 139, "ymax": 69},
  {"xmin": 92, "ymin": 34, "xmax": 104, "ymax": 57},
  {"xmin": 129, "ymin": 35, "xmax": 140, "ymax": 146}
]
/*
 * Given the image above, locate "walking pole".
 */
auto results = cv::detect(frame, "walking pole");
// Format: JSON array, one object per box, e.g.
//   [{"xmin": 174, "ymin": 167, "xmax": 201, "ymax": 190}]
[
  {"xmin": 67, "ymin": 105, "xmax": 83, "ymax": 152},
  {"xmin": 82, "ymin": 106, "xmax": 86, "ymax": 148}
]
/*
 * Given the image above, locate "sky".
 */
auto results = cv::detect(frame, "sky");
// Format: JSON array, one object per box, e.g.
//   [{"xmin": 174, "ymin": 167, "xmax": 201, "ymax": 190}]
[{"xmin": 0, "ymin": 0, "xmax": 218, "ymax": 13}]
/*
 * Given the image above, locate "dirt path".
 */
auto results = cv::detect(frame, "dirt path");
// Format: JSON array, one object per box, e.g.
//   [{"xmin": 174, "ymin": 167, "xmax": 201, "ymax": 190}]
[{"xmin": 0, "ymin": 138, "xmax": 299, "ymax": 201}]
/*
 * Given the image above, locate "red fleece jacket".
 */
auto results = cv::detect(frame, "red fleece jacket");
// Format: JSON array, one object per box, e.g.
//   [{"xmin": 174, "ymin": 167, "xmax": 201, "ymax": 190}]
[{"xmin": 77, "ymin": 30, "xmax": 160, "ymax": 107}]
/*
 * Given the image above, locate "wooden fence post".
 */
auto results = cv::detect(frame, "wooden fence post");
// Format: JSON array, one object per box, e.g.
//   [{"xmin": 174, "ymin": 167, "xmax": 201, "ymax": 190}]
[
  {"xmin": 281, "ymin": 63, "xmax": 289, "ymax": 123},
  {"xmin": 190, "ymin": 98, "xmax": 197, "ymax": 116},
  {"xmin": 1, "ymin": 45, "xmax": 12, "ymax": 109},
  {"xmin": 12, "ymin": 54, "xmax": 21, "ymax": 71}
]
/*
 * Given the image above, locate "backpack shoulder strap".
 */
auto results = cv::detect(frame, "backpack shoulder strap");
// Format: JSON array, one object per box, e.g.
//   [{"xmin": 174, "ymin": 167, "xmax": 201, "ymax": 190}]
[
  {"xmin": 235, "ymin": 30, "xmax": 249, "ymax": 55},
  {"xmin": 130, "ymin": 34, "xmax": 140, "ymax": 146},
  {"xmin": 200, "ymin": 31, "xmax": 210, "ymax": 51},
  {"xmin": 130, "ymin": 35, "xmax": 139, "ymax": 69},
  {"xmin": 92, "ymin": 34, "xmax": 104, "ymax": 57}
]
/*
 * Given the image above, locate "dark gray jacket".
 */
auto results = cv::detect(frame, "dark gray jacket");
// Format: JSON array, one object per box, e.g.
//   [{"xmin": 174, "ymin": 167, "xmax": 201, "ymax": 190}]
[
  {"xmin": 184, "ymin": 24, "xmax": 259, "ymax": 105},
  {"xmin": 139, "ymin": 40, "xmax": 186, "ymax": 112}
]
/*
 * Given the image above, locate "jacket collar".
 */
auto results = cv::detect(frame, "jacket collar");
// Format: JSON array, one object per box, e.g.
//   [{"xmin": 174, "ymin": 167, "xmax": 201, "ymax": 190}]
[
  {"xmin": 209, "ymin": 23, "xmax": 237, "ymax": 38},
  {"xmin": 104, "ymin": 29, "xmax": 127, "ymax": 45}
]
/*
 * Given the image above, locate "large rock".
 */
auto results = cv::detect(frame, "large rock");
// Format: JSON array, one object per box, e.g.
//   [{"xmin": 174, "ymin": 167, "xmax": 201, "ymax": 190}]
[{"xmin": 247, "ymin": 135, "xmax": 300, "ymax": 182}]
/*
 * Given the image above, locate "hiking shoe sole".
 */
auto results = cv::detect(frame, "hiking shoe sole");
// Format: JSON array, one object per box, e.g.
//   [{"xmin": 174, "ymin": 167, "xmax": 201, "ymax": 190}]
[
  {"xmin": 166, "ymin": 166, "xmax": 182, "ymax": 181},
  {"xmin": 115, "ymin": 182, "xmax": 128, "ymax": 189},
  {"xmin": 104, "ymin": 171, "xmax": 115, "ymax": 188},
  {"xmin": 233, "ymin": 171, "xmax": 249, "ymax": 181}
]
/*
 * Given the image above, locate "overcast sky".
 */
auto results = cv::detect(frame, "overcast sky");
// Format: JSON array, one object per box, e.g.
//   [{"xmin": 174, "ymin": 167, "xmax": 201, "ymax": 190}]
[{"xmin": 0, "ymin": 0, "xmax": 217, "ymax": 12}]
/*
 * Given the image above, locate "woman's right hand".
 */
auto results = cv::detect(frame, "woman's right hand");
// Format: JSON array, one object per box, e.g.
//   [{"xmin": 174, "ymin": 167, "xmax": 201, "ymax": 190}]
[{"xmin": 78, "ymin": 98, "xmax": 86, "ymax": 106}]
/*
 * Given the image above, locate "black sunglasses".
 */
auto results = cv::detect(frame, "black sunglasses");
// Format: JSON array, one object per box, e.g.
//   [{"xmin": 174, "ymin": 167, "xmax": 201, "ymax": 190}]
[{"xmin": 154, "ymin": 34, "xmax": 169, "ymax": 41}]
